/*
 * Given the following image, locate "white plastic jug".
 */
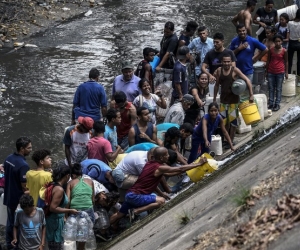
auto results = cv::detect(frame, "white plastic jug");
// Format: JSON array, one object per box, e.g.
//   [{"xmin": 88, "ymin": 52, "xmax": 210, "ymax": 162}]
[
  {"xmin": 208, "ymin": 82, "xmax": 215, "ymax": 97},
  {"xmin": 254, "ymin": 94, "xmax": 268, "ymax": 118},
  {"xmin": 0, "ymin": 194, "xmax": 7, "ymax": 226},
  {"xmin": 282, "ymin": 74, "xmax": 296, "ymax": 97},
  {"xmin": 277, "ymin": 4, "xmax": 298, "ymax": 20},
  {"xmin": 64, "ymin": 241, "xmax": 76, "ymax": 250},
  {"xmin": 210, "ymin": 135, "xmax": 223, "ymax": 155},
  {"xmin": 256, "ymin": 98, "xmax": 264, "ymax": 121},
  {"xmin": 237, "ymin": 112, "xmax": 251, "ymax": 134}
]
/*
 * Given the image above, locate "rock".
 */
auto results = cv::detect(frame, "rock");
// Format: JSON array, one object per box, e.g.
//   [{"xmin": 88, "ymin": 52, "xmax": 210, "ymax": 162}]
[{"xmin": 4, "ymin": 40, "xmax": 10, "ymax": 43}]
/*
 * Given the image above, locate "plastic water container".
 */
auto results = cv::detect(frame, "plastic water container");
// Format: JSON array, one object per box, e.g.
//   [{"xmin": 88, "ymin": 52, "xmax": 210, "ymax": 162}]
[
  {"xmin": 76, "ymin": 213, "xmax": 89, "ymax": 242},
  {"xmin": 277, "ymin": 4, "xmax": 298, "ymax": 20},
  {"xmin": 254, "ymin": 94, "xmax": 268, "ymax": 118},
  {"xmin": 253, "ymin": 61, "xmax": 265, "ymax": 85},
  {"xmin": 204, "ymin": 94, "xmax": 220, "ymax": 113},
  {"xmin": 237, "ymin": 112, "xmax": 252, "ymax": 134},
  {"xmin": 210, "ymin": 135, "xmax": 223, "ymax": 155},
  {"xmin": 94, "ymin": 208, "xmax": 110, "ymax": 229},
  {"xmin": 256, "ymin": 98, "xmax": 264, "ymax": 121},
  {"xmin": 282, "ymin": 74, "xmax": 296, "ymax": 97},
  {"xmin": 63, "ymin": 214, "xmax": 77, "ymax": 241},
  {"xmin": 0, "ymin": 194, "xmax": 7, "ymax": 226},
  {"xmin": 85, "ymin": 235, "xmax": 97, "ymax": 250},
  {"xmin": 64, "ymin": 241, "xmax": 76, "ymax": 250},
  {"xmin": 208, "ymin": 82, "xmax": 215, "ymax": 97}
]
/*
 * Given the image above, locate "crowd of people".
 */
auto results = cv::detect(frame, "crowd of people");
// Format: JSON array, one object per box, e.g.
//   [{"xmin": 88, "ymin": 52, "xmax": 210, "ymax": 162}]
[{"xmin": 1, "ymin": 0, "xmax": 300, "ymax": 249}]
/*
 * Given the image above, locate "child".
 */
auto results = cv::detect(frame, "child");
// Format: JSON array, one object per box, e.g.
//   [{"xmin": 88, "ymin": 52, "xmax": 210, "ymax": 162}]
[
  {"xmin": 12, "ymin": 194, "xmax": 46, "ymax": 250},
  {"xmin": 259, "ymin": 26, "xmax": 276, "ymax": 62},
  {"xmin": 266, "ymin": 34, "xmax": 288, "ymax": 111},
  {"xmin": 276, "ymin": 13, "xmax": 289, "ymax": 49},
  {"xmin": 188, "ymin": 102, "xmax": 235, "ymax": 163}
]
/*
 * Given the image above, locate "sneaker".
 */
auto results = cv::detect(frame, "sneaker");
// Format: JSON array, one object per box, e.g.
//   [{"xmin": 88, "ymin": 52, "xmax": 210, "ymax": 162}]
[
  {"xmin": 128, "ymin": 209, "xmax": 135, "ymax": 223},
  {"xmin": 268, "ymin": 104, "xmax": 273, "ymax": 109},
  {"xmin": 273, "ymin": 104, "xmax": 280, "ymax": 111}
]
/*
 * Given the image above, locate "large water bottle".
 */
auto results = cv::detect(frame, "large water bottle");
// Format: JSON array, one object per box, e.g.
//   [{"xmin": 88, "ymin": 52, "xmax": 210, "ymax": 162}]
[
  {"xmin": 95, "ymin": 208, "xmax": 110, "ymax": 229},
  {"xmin": 76, "ymin": 212, "xmax": 89, "ymax": 242},
  {"xmin": 63, "ymin": 214, "xmax": 77, "ymax": 241},
  {"xmin": 85, "ymin": 235, "xmax": 97, "ymax": 250}
]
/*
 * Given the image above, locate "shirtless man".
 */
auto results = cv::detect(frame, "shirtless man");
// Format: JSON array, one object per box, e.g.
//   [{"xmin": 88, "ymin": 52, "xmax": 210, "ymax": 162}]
[{"xmin": 232, "ymin": 0, "xmax": 257, "ymax": 36}]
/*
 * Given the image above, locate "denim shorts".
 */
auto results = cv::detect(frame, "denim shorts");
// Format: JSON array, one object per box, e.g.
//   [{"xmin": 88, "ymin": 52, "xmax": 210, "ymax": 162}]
[{"xmin": 119, "ymin": 192, "xmax": 156, "ymax": 214}]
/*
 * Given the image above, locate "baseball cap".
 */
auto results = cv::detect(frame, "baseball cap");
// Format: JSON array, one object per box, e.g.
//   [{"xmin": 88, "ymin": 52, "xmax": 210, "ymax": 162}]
[
  {"xmin": 121, "ymin": 61, "xmax": 134, "ymax": 70},
  {"xmin": 177, "ymin": 46, "xmax": 190, "ymax": 59},
  {"xmin": 182, "ymin": 94, "xmax": 194, "ymax": 103},
  {"xmin": 78, "ymin": 116, "xmax": 94, "ymax": 130},
  {"xmin": 112, "ymin": 169, "xmax": 125, "ymax": 188}
]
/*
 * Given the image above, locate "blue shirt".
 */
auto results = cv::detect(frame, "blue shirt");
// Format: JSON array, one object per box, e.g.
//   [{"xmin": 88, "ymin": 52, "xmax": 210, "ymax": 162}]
[
  {"xmin": 112, "ymin": 74, "xmax": 141, "ymax": 102},
  {"xmin": 188, "ymin": 37, "xmax": 214, "ymax": 75},
  {"xmin": 81, "ymin": 159, "xmax": 112, "ymax": 184},
  {"xmin": 172, "ymin": 61, "xmax": 188, "ymax": 99},
  {"xmin": 73, "ymin": 80, "xmax": 107, "ymax": 121},
  {"xmin": 104, "ymin": 125, "xmax": 118, "ymax": 151},
  {"xmin": 4, "ymin": 153, "xmax": 29, "ymax": 208},
  {"xmin": 193, "ymin": 114, "xmax": 221, "ymax": 142},
  {"xmin": 230, "ymin": 35, "xmax": 267, "ymax": 75}
]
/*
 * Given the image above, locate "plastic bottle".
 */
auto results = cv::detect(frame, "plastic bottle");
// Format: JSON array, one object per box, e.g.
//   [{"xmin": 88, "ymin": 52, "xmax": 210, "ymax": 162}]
[
  {"xmin": 76, "ymin": 212, "xmax": 89, "ymax": 242},
  {"xmin": 95, "ymin": 208, "xmax": 110, "ymax": 229},
  {"xmin": 63, "ymin": 214, "xmax": 77, "ymax": 241},
  {"xmin": 85, "ymin": 235, "xmax": 97, "ymax": 250}
]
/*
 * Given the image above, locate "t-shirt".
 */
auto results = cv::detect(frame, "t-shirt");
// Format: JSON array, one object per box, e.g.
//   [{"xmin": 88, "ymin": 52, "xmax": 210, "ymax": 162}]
[
  {"xmin": 73, "ymin": 80, "xmax": 107, "ymax": 121},
  {"xmin": 3, "ymin": 153, "xmax": 29, "ymax": 208},
  {"xmin": 112, "ymin": 75, "xmax": 141, "ymax": 102},
  {"xmin": 87, "ymin": 136, "xmax": 113, "ymax": 164},
  {"xmin": 164, "ymin": 102, "xmax": 185, "ymax": 125},
  {"xmin": 159, "ymin": 33, "xmax": 178, "ymax": 69},
  {"xmin": 14, "ymin": 208, "xmax": 46, "ymax": 250},
  {"xmin": 230, "ymin": 36, "xmax": 266, "ymax": 75},
  {"xmin": 193, "ymin": 114, "xmax": 221, "ymax": 142},
  {"xmin": 63, "ymin": 125, "xmax": 91, "ymax": 166},
  {"xmin": 26, "ymin": 170, "xmax": 52, "ymax": 206},
  {"xmin": 276, "ymin": 23, "xmax": 289, "ymax": 48},
  {"xmin": 203, "ymin": 49, "xmax": 237, "ymax": 75},
  {"xmin": 256, "ymin": 7, "xmax": 278, "ymax": 27},
  {"xmin": 172, "ymin": 60, "xmax": 188, "ymax": 99},
  {"xmin": 115, "ymin": 151, "xmax": 148, "ymax": 176},
  {"xmin": 133, "ymin": 94, "xmax": 159, "ymax": 124},
  {"xmin": 81, "ymin": 159, "xmax": 112, "ymax": 184},
  {"xmin": 104, "ymin": 125, "xmax": 118, "ymax": 151},
  {"xmin": 288, "ymin": 21, "xmax": 300, "ymax": 41}
]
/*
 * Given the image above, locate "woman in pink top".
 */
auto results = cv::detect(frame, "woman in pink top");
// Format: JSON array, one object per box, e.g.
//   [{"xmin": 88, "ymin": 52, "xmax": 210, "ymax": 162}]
[{"xmin": 266, "ymin": 34, "xmax": 288, "ymax": 112}]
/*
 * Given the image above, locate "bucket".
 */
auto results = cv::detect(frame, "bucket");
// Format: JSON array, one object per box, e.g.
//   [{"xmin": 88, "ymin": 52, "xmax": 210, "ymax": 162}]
[
  {"xmin": 254, "ymin": 94, "xmax": 268, "ymax": 118},
  {"xmin": 186, "ymin": 153, "xmax": 218, "ymax": 183},
  {"xmin": 210, "ymin": 135, "xmax": 223, "ymax": 155},
  {"xmin": 208, "ymin": 82, "xmax": 215, "ymax": 97},
  {"xmin": 277, "ymin": 4, "xmax": 298, "ymax": 20},
  {"xmin": 253, "ymin": 61, "xmax": 265, "ymax": 85},
  {"xmin": 282, "ymin": 74, "xmax": 296, "ymax": 97},
  {"xmin": 239, "ymin": 101, "xmax": 261, "ymax": 125},
  {"xmin": 237, "ymin": 112, "xmax": 251, "ymax": 134}
]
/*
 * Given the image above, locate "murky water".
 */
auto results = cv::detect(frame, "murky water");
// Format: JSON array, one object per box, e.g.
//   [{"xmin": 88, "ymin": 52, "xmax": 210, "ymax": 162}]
[{"xmin": 0, "ymin": 0, "xmax": 282, "ymax": 163}]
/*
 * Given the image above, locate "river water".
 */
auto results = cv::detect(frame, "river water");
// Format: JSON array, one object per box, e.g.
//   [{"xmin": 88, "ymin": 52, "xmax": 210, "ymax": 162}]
[{"xmin": 0, "ymin": 0, "xmax": 280, "ymax": 163}]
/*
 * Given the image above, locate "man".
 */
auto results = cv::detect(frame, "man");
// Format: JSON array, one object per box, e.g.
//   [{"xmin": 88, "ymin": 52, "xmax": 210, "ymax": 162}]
[
  {"xmin": 202, "ymin": 32, "xmax": 237, "ymax": 82},
  {"xmin": 164, "ymin": 94, "xmax": 194, "ymax": 125},
  {"xmin": 188, "ymin": 26, "xmax": 214, "ymax": 76},
  {"xmin": 230, "ymin": 23, "xmax": 268, "ymax": 84},
  {"xmin": 112, "ymin": 91, "xmax": 137, "ymax": 150},
  {"xmin": 87, "ymin": 121, "xmax": 123, "ymax": 164},
  {"xmin": 72, "ymin": 68, "xmax": 107, "ymax": 124},
  {"xmin": 104, "ymin": 108, "xmax": 121, "ymax": 152},
  {"xmin": 213, "ymin": 54, "xmax": 254, "ymax": 146},
  {"xmin": 112, "ymin": 61, "xmax": 141, "ymax": 102},
  {"xmin": 109, "ymin": 147, "xmax": 207, "ymax": 224},
  {"xmin": 128, "ymin": 107, "xmax": 158, "ymax": 146},
  {"xmin": 232, "ymin": 0, "xmax": 257, "ymax": 36},
  {"xmin": 171, "ymin": 46, "xmax": 190, "ymax": 105},
  {"xmin": 156, "ymin": 21, "xmax": 179, "ymax": 71},
  {"xmin": 26, "ymin": 149, "xmax": 52, "ymax": 206},
  {"xmin": 135, "ymin": 47, "xmax": 156, "ymax": 93},
  {"xmin": 64, "ymin": 116, "xmax": 94, "ymax": 167},
  {"xmin": 3, "ymin": 137, "xmax": 32, "ymax": 250},
  {"xmin": 178, "ymin": 21, "xmax": 198, "ymax": 47}
]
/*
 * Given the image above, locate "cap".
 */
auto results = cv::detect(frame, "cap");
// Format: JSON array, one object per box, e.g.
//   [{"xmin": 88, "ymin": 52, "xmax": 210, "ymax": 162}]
[
  {"xmin": 78, "ymin": 116, "xmax": 94, "ymax": 130},
  {"xmin": 112, "ymin": 169, "xmax": 125, "ymax": 188},
  {"xmin": 177, "ymin": 46, "xmax": 190, "ymax": 59},
  {"xmin": 182, "ymin": 94, "xmax": 194, "ymax": 103},
  {"xmin": 121, "ymin": 61, "xmax": 134, "ymax": 70}
]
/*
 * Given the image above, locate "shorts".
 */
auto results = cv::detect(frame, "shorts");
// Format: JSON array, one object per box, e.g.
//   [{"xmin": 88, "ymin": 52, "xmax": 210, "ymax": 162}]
[{"xmin": 219, "ymin": 103, "xmax": 239, "ymax": 127}]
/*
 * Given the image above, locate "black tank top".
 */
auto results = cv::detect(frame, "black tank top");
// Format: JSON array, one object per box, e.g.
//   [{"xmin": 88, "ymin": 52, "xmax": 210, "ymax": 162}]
[{"xmin": 219, "ymin": 66, "xmax": 239, "ymax": 104}]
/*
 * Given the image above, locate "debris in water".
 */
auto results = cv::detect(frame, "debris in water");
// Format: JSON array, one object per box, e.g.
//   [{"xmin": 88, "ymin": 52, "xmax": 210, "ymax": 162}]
[
  {"xmin": 62, "ymin": 7, "xmax": 70, "ymax": 11},
  {"xmin": 85, "ymin": 10, "xmax": 93, "ymax": 17}
]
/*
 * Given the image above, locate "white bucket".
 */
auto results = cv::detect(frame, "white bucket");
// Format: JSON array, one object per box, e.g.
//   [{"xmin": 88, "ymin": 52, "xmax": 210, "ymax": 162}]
[
  {"xmin": 277, "ymin": 4, "xmax": 298, "ymax": 20},
  {"xmin": 237, "ymin": 112, "xmax": 252, "ymax": 134},
  {"xmin": 254, "ymin": 94, "xmax": 268, "ymax": 118},
  {"xmin": 0, "ymin": 194, "xmax": 7, "ymax": 226},
  {"xmin": 282, "ymin": 74, "xmax": 296, "ymax": 97},
  {"xmin": 204, "ymin": 94, "xmax": 220, "ymax": 113},
  {"xmin": 210, "ymin": 135, "xmax": 223, "ymax": 155},
  {"xmin": 208, "ymin": 82, "xmax": 215, "ymax": 97}
]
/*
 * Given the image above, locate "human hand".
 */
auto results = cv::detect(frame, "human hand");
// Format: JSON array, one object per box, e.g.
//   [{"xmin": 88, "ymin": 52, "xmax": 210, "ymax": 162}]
[
  {"xmin": 285, "ymin": 73, "xmax": 289, "ymax": 79},
  {"xmin": 139, "ymin": 133, "xmax": 150, "ymax": 141},
  {"xmin": 238, "ymin": 41, "xmax": 248, "ymax": 50},
  {"xmin": 39, "ymin": 244, "xmax": 45, "ymax": 250},
  {"xmin": 11, "ymin": 239, "xmax": 17, "ymax": 247},
  {"xmin": 117, "ymin": 146, "xmax": 124, "ymax": 154},
  {"xmin": 156, "ymin": 66, "xmax": 162, "ymax": 72},
  {"xmin": 231, "ymin": 145, "xmax": 235, "ymax": 151},
  {"xmin": 209, "ymin": 75, "xmax": 216, "ymax": 83},
  {"xmin": 69, "ymin": 209, "xmax": 78, "ymax": 214},
  {"xmin": 196, "ymin": 157, "xmax": 208, "ymax": 166},
  {"xmin": 205, "ymin": 140, "xmax": 210, "ymax": 148},
  {"xmin": 162, "ymin": 192, "xmax": 171, "ymax": 200},
  {"xmin": 249, "ymin": 95, "xmax": 254, "ymax": 103}
]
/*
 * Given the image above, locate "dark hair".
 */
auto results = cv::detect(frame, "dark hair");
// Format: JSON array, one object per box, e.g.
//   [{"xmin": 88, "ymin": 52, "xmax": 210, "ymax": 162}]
[
  {"xmin": 93, "ymin": 121, "xmax": 105, "ymax": 134},
  {"xmin": 32, "ymin": 149, "xmax": 51, "ymax": 166},
  {"xmin": 165, "ymin": 127, "xmax": 181, "ymax": 140},
  {"xmin": 295, "ymin": 9, "xmax": 300, "ymax": 19},
  {"xmin": 197, "ymin": 26, "xmax": 207, "ymax": 32},
  {"xmin": 213, "ymin": 32, "xmax": 224, "ymax": 41},
  {"xmin": 186, "ymin": 21, "xmax": 198, "ymax": 32},
  {"xmin": 143, "ymin": 47, "xmax": 155, "ymax": 57},
  {"xmin": 279, "ymin": 13, "xmax": 289, "ymax": 22},
  {"xmin": 247, "ymin": 0, "xmax": 256, "ymax": 7},
  {"xmin": 222, "ymin": 53, "xmax": 232, "ymax": 60},
  {"xmin": 273, "ymin": 34, "xmax": 283, "ymax": 42},
  {"xmin": 179, "ymin": 123, "xmax": 194, "ymax": 134},
  {"xmin": 106, "ymin": 108, "xmax": 119, "ymax": 122},
  {"xmin": 89, "ymin": 68, "xmax": 100, "ymax": 79},
  {"xmin": 265, "ymin": 26, "xmax": 276, "ymax": 33},
  {"xmin": 265, "ymin": 0, "xmax": 274, "ymax": 5},
  {"xmin": 16, "ymin": 137, "xmax": 31, "ymax": 152},
  {"xmin": 20, "ymin": 194, "xmax": 34, "ymax": 209},
  {"xmin": 164, "ymin": 21, "xmax": 174, "ymax": 31},
  {"xmin": 52, "ymin": 164, "xmax": 70, "ymax": 183},
  {"xmin": 137, "ymin": 106, "xmax": 148, "ymax": 116},
  {"xmin": 167, "ymin": 149, "xmax": 177, "ymax": 165},
  {"xmin": 208, "ymin": 102, "xmax": 219, "ymax": 111},
  {"xmin": 198, "ymin": 72, "xmax": 209, "ymax": 79},
  {"xmin": 138, "ymin": 78, "xmax": 149, "ymax": 89},
  {"xmin": 113, "ymin": 91, "xmax": 127, "ymax": 103},
  {"xmin": 236, "ymin": 23, "xmax": 246, "ymax": 32},
  {"xmin": 71, "ymin": 163, "xmax": 82, "ymax": 176}
]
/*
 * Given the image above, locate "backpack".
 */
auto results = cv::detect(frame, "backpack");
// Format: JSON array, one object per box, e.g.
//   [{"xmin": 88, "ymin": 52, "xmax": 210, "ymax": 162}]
[{"xmin": 41, "ymin": 182, "xmax": 57, "ymax": 217}]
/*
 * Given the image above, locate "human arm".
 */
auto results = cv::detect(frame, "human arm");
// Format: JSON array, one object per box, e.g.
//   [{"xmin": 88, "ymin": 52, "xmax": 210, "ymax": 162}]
[
  {"xmin": 220, "ymin": 117, "xmax": 235, "ymax": 151},
  {"xmin": 231, "ymin": 14, "xmax": 238, "ymax": 27},
  {"xmin": 284, "ymin": 50, "xmax": 289, "ymax": 79},
  {"xmin": 155, "ymin": 93, "xmax": 167, "ymax": 109},
  {"xmin": 174, "ymin": 83, "xmax": 183, "ymax": 100},
  {"xmin": 65, "ymin": 145, "xmax": 72, "ymax": 168},
  {"xmin": 101, "ymin": 107, "xmax": 107, "ymax": 118},
  {"xmin": 144, "ymin": 64, "xmax": 152, "ymax": 82},
  {"xmin": 191, "ymin": 88, "xmax": 204, "ymax": 107},
  {"xmin": 129, "ymin": 104, "xmax": 137, "ymax": 125},
  {"xmin": 11, "ymin": 226, "xmax": 18, "ymax": 247},
  {"xmin": 234, "ymin": 68, "xmax": 254, "ymax": 102},
  {"xmin": 50, "ymin": 186, "xmax": 77, "ymax": 214},
  {"xmin": 202, "ymin": 62, "xmax": 215, "ymax": 82},
  {"xmin": 253, "ymin": 10, "xmax": 267, "ymax": 27},
  {"xmin": 244, "ymin": 13, "xmax": 252, "ymax": 36},
  {"xmin": 155, "ymin": 186, "xmax": 170, "ymax": 200},
  {"xmin": 213, "ymin": 68, "xmax": 220, "ymax": 102},
  {"xmin": 106, "ymin": 146, "xmax": 124, "ymax": 162},
  {"xmin": 159, "ymin": 176, "xmax": 172, "ymax": 193},
  {"xmin": 232, "ymin": 41, "xmax": 249, "ymax": 55},
  {"xmin": 156, "ymin": 52, "xmax": 170, "ymax": 71},
  {"xmin": 39, "ymin": 225, "xmax": 46, "ymax": 250},
  {"xmin": 71, "ymin": 104, "xmax": 76, "ymax": 125},
  {"xmin": 202, "ymin": 117, "xmax": 210, "ymax": 148},
  {"xmin": 128, "ymin": 127, "xmax": 136, "ymax": 147}
]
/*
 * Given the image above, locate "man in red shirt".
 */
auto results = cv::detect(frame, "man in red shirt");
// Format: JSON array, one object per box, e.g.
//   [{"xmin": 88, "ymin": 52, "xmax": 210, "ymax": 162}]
[{"xmin": 109, "ymin": 147, "xmax": 207, "ymax": 224}]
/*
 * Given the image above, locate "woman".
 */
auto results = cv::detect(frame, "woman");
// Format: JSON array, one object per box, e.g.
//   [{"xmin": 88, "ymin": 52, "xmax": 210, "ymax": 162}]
[
  {"xmin": 133, "ymin": 78, "xmax": 167, "ymax": 124},
  {"xmin": 66, "ymin": 163, "xmax": 94, "ymax": 250},
  {"xmin": 184, "ymin": 72, "xmax": 208, "ymax": 126},
  {"xmin": 46, "ymin": 165, "xmax": 77, "ymax": 250},
  {"xmin": 287, "ymin": 8, "xmax": 300, "ymax": 85}
]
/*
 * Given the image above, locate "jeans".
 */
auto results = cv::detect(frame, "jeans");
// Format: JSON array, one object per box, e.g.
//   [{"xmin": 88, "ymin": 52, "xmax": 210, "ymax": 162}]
[
  {"xmin": 288, "ymin": 40, "xmax": 300, "ymax": 76},
  {"xmin": 267, "ymin": 73, "xmax": 284, "ymax": 106},
  {"xmin": 6, "ymin": 206, "xmax": 17, "ymax": 249}
]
